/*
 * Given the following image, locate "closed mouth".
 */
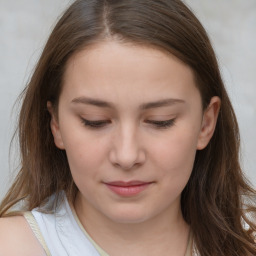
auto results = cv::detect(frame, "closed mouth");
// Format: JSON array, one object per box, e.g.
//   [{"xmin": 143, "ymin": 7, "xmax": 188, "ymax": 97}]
[
  {"xmin": 104, "ymin": 180, "xmax": 153, "ymax": 187},
  {"xmin": 103, "ymin": 180, "xmax": 154, "ymax": 196}
]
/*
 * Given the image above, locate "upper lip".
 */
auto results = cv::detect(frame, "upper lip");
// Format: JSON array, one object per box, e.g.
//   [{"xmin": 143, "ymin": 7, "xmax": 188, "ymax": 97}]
[{"xmin": 104, "ymin": 181, "xmax": 153, "ymax": 187}]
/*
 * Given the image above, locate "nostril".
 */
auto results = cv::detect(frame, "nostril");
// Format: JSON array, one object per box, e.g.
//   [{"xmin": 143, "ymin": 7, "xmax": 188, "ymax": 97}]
[{"xmin": 109, "ymin": 147, "xmax": 146, "ymax": 170}]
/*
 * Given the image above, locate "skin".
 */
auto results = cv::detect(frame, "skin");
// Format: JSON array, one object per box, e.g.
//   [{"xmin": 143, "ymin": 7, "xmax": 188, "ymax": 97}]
[
  {"xmin": 49, "ymin": 41, "xmax": 220, "ymax": 255},
  {"xmin": 0, "ymin": 40, "xmax": 220, "ymax": 255},
  {"xmin": 0, "ymin": 216, "xmax": 45, "ymax": 256}
]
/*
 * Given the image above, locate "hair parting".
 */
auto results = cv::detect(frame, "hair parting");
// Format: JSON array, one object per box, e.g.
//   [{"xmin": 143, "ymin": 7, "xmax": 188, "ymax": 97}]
[{"xmin": 1, "ymin": 1, "xmax": 255, "ymax": 255}]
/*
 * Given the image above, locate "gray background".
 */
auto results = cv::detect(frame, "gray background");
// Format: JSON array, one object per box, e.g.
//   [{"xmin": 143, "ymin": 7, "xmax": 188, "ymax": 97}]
[{"xmin": 0, "ymin": 0, "xmax": 255, "ymax": 200}]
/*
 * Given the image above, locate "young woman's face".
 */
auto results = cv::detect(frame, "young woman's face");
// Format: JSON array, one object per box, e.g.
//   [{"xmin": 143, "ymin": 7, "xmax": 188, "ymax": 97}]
[{"xmin": 50, "ymin": 41, "xmax": 218, "ymax": 224}]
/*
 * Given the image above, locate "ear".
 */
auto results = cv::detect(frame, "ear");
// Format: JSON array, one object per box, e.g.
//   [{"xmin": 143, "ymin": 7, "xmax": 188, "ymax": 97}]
[
  {"xmin": 47, "ymin": 101, "xmax": 65, "ymax": 150},
  {"xmin": 197, "ymin": 96, "xmax": 221, "ymax": 150}
]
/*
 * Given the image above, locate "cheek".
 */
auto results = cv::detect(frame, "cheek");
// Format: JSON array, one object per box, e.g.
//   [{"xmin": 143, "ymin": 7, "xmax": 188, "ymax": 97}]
[
  {"xmin": 151, "ymin": 126, "xmax": 199, "ymax": 179},
  {"xmin": 59, "ymin": 125, "xmax": 110, "ymax": 180},
  {"xmin": 65, "ymin": 139, "xmax": 106, "ymax": 172},
  {"xmin": 64, "ymin": 138, "xmax": 106, "ymax": 197}
]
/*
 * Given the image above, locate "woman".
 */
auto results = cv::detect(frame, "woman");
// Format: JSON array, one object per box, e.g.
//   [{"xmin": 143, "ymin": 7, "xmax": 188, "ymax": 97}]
[{"xmin": 0, "ymin": 0, "xmax": 255, "ymax": 255}]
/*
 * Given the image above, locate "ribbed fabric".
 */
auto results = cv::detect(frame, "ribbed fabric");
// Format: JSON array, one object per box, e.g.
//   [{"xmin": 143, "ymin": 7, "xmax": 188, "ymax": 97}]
[{"xmin": 23, "ymin": 211, "xmax": 51, "ymax": 256}]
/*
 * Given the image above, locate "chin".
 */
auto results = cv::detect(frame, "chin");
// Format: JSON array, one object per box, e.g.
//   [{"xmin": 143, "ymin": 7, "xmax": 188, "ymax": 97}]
[
  {"xmin": 104, "ymin": 207, "xmax": 153, "ymax": 224},
  {"xmin": 109, "ymin": 215, "xmax": 150, "ymax": 224}
]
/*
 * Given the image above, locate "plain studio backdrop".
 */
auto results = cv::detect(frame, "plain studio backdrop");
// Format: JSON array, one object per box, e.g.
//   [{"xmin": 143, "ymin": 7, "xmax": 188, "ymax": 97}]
[{"xmin": 0, "ymin": 0, "xmax": 255, "ymax": 200}]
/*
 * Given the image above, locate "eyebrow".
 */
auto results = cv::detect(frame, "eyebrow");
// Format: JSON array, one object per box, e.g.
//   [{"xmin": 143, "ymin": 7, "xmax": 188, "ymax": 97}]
[
  {"xmin": 71, "ymin": 97, "xmax": 114, "ymax": 108},
  {"xmin": 139, "ymin": 98, "xmax": 185, "ymax": 110},
  {"xmin": 71, "ymin": 97, "xmax": 185, "ymax": 109}
]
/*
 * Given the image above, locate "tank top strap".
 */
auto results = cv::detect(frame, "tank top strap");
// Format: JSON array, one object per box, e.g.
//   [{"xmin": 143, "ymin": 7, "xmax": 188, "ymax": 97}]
[
  {"xmin": 23, "ymin": 211, "xmax": 51, "ymax": 256},
  {"xmin": 24, "ymin": 193, "xmax": 101, "ymax": 256}
]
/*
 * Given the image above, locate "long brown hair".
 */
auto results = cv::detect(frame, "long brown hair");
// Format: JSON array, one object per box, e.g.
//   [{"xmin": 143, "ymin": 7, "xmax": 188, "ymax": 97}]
[{"xmin": 1, "ymin": 0, "xmax": 255, "ymax": 255}]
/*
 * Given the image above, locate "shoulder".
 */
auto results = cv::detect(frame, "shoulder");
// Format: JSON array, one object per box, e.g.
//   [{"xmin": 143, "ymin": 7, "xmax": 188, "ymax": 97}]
[{"xmin": 0, "ymin": 215, "xmax": 45, "ymax": 256}]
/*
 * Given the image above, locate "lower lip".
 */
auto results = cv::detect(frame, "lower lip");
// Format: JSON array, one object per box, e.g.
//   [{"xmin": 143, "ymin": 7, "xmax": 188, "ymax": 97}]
[{"xmin": 105, "ymin": 183, "xmax": 152, "ymax": 197}]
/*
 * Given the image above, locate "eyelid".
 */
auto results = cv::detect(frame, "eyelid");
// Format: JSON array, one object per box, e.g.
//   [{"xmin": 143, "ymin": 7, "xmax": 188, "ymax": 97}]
[
  {"xmin": 145, "ymin": 114, "xmax": 176, "ymax": 120},
  {"xmin": 81, "ymin": 118, "xmax": 111, "ymax": 128},
  {"xmin": 80, "ymin": 117, "xmax": 176, "ymax": 129},
  {"xmin": 80, "ymin": 114, "xmax": 109, "ymax": 121},
  {"xmin": 145, "ymin": 118, "xmax": 176, "ymax": 129}
]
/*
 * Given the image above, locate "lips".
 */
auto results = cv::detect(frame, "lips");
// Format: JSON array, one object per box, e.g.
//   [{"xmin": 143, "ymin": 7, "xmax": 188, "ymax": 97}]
[
  {"xmin": 104, "ymin": 180, "xmax": 153, "ymax": 196},
  {"xmin": 106, "ymin": 180, "xmax": 151, "ymax": 186}
]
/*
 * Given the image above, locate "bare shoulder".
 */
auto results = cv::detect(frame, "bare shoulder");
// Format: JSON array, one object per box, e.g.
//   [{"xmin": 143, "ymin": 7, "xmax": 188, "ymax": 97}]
[{"xmin": 0, "ymin": 215, "xmax": 45, "ymax": 256}]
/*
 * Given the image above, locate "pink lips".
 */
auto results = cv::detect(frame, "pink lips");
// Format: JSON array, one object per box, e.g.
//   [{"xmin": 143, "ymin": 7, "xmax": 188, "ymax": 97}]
[{"xmin": 104, "ymin": 181, "xmax": 153, "ymax": 197}]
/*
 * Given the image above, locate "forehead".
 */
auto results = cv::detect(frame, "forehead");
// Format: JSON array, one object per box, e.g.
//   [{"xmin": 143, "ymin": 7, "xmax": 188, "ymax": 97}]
[{"xmin": 61, "ymin": 40, "xmax": 199, "ymax": 105}]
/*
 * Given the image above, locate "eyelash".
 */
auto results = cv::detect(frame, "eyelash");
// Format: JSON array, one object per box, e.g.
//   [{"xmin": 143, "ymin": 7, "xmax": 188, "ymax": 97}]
[
  {"xmin": 81, "ymin": 118, "xmax": 176, "ymax": 129},
  {"xmin": 145, "ymin": 119, "xmax": 176, "ymax": 129},
  {"xmin": 81, "ymin": 119, "xmax": 111, "ymax": 128}
]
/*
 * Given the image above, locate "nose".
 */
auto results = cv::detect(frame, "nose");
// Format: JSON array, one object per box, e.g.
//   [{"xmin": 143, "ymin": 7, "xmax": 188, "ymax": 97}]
[{"xmin": 109, "ymin": 124, "xmax": 146, "ymax": 170}]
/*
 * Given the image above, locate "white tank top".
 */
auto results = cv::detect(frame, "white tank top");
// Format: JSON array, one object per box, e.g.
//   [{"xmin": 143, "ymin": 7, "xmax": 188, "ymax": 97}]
[
  {"xmin": 24, "ymin": 192, "xmax": 107, "ymax": 256},
  {"xmin": 23, "ymin": 192, "xmax": 194, "ymax": 256}
]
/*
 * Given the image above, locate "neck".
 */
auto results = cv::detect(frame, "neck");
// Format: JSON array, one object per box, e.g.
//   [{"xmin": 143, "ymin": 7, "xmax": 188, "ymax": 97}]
[{"xmin": 74, "ymin": 194, "xmax": 190, "ymax": 256}]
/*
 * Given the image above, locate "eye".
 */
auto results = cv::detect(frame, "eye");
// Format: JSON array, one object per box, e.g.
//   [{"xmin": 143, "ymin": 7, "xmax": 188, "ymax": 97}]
[
  {"xmin": 81, "ymin": 119, "xmax": 111, "ymax": 129},
  {"xmin": 145, "ymin": 119, "xmax": 176, "ymax": 129}
]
